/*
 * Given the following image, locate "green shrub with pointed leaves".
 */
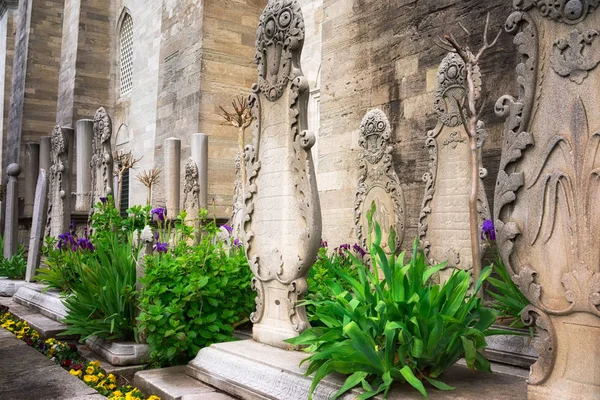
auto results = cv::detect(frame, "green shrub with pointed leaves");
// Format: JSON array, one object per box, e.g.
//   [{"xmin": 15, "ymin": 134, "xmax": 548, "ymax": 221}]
[{"xmin": 286, "ymin": 204, "xmax": 509, "ymax": 399}]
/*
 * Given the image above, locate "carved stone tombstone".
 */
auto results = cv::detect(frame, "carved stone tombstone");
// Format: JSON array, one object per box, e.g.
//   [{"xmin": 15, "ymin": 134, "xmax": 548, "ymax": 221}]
[
  {"xmin": 25, "ymin": 169, "xmax": 48, "ymax": 282},
  {"xmin": 242, "ymin": 0, "xmax": 321, "ymax": 349},
  {"xmin": 354, "ymin": 109, "xmax": 406, "ymax": 253},
  {"xmin": 182, "ymin": 158, "xmax": 200, "ymax": 229},
  {"xmin": 494, "ymin": 2, "xmax": 600, "ymax": 398},
  {"xmin": 231, "ymin": 152, "xmax": 245, "ymax": 239},
  {"xmin": 46, "ymin": 126, "xmax": 74, "ymax": 238},
  {"xmin": 90, "ymin": 108, "xmax": 114, "ymax": 209},
  {"xmin": 418, "ymin": 53, "xmax": 491, "ymax": 283},
  {"xmin": 3, "ymin": 164, "xmax": 21, "ymax": 259}
]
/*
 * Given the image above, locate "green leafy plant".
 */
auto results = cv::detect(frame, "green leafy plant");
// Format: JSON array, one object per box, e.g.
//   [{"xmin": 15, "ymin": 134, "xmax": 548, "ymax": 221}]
[
  {"xmin": 0, "ymin": 235, "xmax": 27, "ymax": 280},
  {"xmin": 137, "ymin": 216, "xmax": 255, "ymax": 367},
  {"xmin": 286, "ymin": 205, "xmax": 509, "ymax": 399}
]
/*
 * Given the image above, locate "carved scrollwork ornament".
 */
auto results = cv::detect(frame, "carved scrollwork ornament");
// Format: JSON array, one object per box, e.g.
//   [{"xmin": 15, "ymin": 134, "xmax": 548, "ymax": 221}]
[
  {"xmin": 521, "ymin": 306, "xmax": 557, "ymax": 384},
  {"xmin": 46, "ymin": 126, "xmax": 70, "ymax": 237},
  {"xmin": 354, "ymin": 109, "xmax": 406, "ymax": 251},
  {"xmin": 90, "ymin": 107, "xmax": 114, "ymax": 210},
  {"xmin": 514, "ymin": 0, "xmax": 600, "ymax": 24}
]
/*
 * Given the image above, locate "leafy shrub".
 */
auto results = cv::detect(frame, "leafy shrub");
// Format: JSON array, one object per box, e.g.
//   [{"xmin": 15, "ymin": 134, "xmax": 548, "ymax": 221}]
[
  {"xmin": 137, "ymin": 216, "xmax": 255, "ymax": 367},
  {"xmin": 286, "ymin": 207, "xmax": 507, "ymax": 399},
  {"xmin": 0, "ymin": 235, "xmax": 27, "ymax": 280}
]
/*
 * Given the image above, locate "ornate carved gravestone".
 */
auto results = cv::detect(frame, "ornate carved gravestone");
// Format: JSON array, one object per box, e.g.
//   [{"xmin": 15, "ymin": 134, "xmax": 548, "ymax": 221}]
[
  {"xmin": 182, "ymin": 158, "xmax": 200, "ymax": 227},
  {"xmin": 241, "ymin": 0, "xmax": 321, "ymax": 348},
  {"xmin": 354, "ymin": 109, "xmax": 406, "ymax": 252},
  {"xmin": 494, "ymin": 2, "xmax": 600, "ymax": 398},
  {"xmin": 46, "ymin": 126, "xmax": 74, "ymax": 238},
  {"xmin": 230, "ymin": 152, "xmax": 245, "ymax": 239},
  {"xmin": 90, "ymin": 107, "xmax": 114, "ymax": 209},
  {"xmin": 418, "ymin": 53, "xmax": 491, "ymax": 283}
]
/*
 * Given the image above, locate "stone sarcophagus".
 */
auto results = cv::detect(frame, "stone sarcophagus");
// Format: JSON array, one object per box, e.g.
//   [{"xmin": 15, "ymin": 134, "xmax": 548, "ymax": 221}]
[
  {"xmin": 243, "ymin": 0, "xmax": 321, "ymax": 349},
  {"xmin": 418, "ymin": 53, "xmax": 491, "ymax": 283},
  {"xmin": 354, "ymin": 109, "xmax": 406, "ymax": 253},
  {"xmin": 494, "ymin": 1, "xmax": 600, "ymax": 398}
]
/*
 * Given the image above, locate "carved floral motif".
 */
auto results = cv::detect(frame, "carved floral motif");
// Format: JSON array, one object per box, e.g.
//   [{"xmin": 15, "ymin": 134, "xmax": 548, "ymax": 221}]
[
  {"xmin": 90, "ymin": 107, "xmax": 114, "ymax": 209},
  {"xmin": 182, "ymin": 158, "xmax": 200, "ymax": 216},
  {"xmin": 45, "ymin": 126, "xmax": 69, "ymax": 237},
  {"xmin": 514, "ymin": 0, "xmax": 600, "ymax": 24},
  {"xmin": 551, "ymin": 28, "xmax": 600, "ymax": 84},
  {"xmin": 354, "ymin": 109, "xmax": 406, "ymax": 252}
]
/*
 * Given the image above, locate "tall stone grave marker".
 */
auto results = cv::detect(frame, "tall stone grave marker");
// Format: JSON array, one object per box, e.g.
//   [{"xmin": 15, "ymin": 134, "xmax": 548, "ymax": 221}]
[
  {"xmin": 182, "ymin": 158, "xmax": 200, "ymax": 228},
  {"xmin": 23, "ymin": 143, "xmax": 40, "ymax": 216},
  {"xmin": 241, "ymin": 0, "xmax": 321, "ymax": 348},
  {"xmin": 3, "ymin": 164, "xmax": 21, "ymax": 259},
  {"xmin": 494, "ymin": 2, "xmax": 600, "ymax": 398},
  {"xmin": 75, "ymin": 119, "xmax": 94, "ymax": 211},
  {"xmin": 418, "ymin": 53, "xmax": 491, "ymax": 283},
  {"xmin": 231, "ymin": 152, "xmax": 245, "ymax": 239},
  {"xmin": 354, "ymin": 109, "xmax": 406, "ymax": 253},
  {"xmin": 25, "ymin": 169, "xmax": 48, "ymax": 282},
  {"xmin": 90, "ymin": 108, "xmax": 114, "ymax": 208},
  {"xmin": 164, "ymin": 138, "xmax": 181, "ymax": 219},
  {"xmin": 46, "ymin": 126, "xmax": 74, "ymax": 238}
]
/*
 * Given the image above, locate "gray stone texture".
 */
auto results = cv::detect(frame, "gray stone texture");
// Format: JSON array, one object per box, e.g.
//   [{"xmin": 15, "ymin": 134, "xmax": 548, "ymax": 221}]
[
  {"xmin": 0, "ymin": 3, "xmax": 18, "ymax": 179},
  {"xmin": 75, "ymin": 119, "xmax": 93, "ymax": 211},
  {"xmin": 0, "ymin": 278, "xmax": 26, "ymax": 296},
  {"xmin": 39, "ymin": 136, "xmax": 51, "ymax": 173},
  {"xmin": 45, "ymin": 126, "xmax": 74, "ymax": 238},
  {"xmin": 3, "ymin": 162, "xmax": 20, "ymax": 258},
  {"xmin": 85, "ymin": 336, "xmax": 149, "ymax": 366},
  {"xmin": 89, "ymin": 108, "xmax": 114, "ymax": 208},
  {"xmin": 191, "ymin": 133, "xmax": 208, "ymax": 209},
  {"xmin": 0, "ymin": 296, "xmax": 71, "ymax": 339},
  {"xmin": 23, "ymin": 143, "xmax": 39, "ymax": 216},
  {"xmin": 13, "ymin": 283, "xmax": 68, "ymax": 321},
  {"xmin": 164, "ymin": 137, "xmax": 181, "ymax": 219},
  {"xmin": 25, "ymin": 168, "xmax": 48, "ymax": 282}
]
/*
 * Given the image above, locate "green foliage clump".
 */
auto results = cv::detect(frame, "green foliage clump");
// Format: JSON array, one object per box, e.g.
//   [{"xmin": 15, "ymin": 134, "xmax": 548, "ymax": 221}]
[
  {"xmin": 287, "ymin": 205, "xmax": 507, "ymax": 399},
  {"xmin": 137, "ymin": 216, "xmax": 255, "ymax": 367},
  {"xmin": 0, "ymin": 236, "xmax": 27, "ymax": 280}
]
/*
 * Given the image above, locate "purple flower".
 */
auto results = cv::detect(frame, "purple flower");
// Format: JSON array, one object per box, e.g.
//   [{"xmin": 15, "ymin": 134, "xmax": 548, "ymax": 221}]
[
  {"xmin": 99, "ymin": 197, "xmax": 108, "ymax": 204},
  {"xmin": 58, "ymin": 232, "xmax": 76, "ymax": 250},
  {"xmin": 76, "ymin": 238, "xmax": 95, "ymax": 252},
  {"xmin": 154, "ymin": 230, "xmax": 159, "ymax": 241},
  {"xmin": 481, "ymin": 219, "xmax": 496, "ymax": 241},
  {"xmin": 352, "ymin": 243, "xmax": 367, "ymax": 258},
  {"xmin": 151, "ymin": 207, "xmax": 166, "ymax": 222},
  {"xmin": 320, "ymin": 239, "xmax": 328, "ymax": 248},
  {"xmin": 69, "ymin": 220, "xmax": 76, "ymax": 235},
  {"xmin": 233, "ymin": 238, "xmax": 242, "ymax": 247},
  {"xmin": 153, "ymin": 242, "xmax": 168, "ymax": 253},
  {"xmin": 222, "ymin": 224, "xmax": 233, "ymax": 234}
]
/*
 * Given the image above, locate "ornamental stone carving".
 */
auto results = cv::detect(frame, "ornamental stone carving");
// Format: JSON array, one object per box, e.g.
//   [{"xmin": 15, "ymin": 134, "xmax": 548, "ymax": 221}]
[
  {"xmin": 243, "ymin": 0, "xmax": 321, "ymax": 349},
  {"xmin": 46, "ymin": 126, "xmax": 73, "ymax": 238},
  {"xmin": 354, "ymin": 109, "xmax": 405, "ymax": 253},
  {"xmin": 90, "ymin": 107, "xmax": 114, "ymax": 209},
  {"xmin": 418, "ymin": 53, "xmax": 491, "ymax": 283},
  {"xmin": 494, "ymin": 5, "xmax": 600, "ymax": 398},
  {"xmin": 182, "ymin": 158, "xmax": 200, "ymax": 226},
  {"xmin": 231, "ymin": 152, "xmax": 245, "ymax": 240}
]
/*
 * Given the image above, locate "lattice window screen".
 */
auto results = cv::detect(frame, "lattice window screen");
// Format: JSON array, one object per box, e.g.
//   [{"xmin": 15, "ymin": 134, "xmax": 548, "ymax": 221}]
[{"xmin": 119, "ymin": 14, "xmax": 134, "ymax": 95}]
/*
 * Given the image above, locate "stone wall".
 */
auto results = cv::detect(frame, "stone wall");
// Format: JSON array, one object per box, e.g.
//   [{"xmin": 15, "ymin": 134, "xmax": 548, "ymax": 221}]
[
  {"xmin": 318, "ymin": 0, "xmax": 517, "ymax": 250},
  {"xmin": 0, "ymin": 3, "xmax": 17, "ymax": 179}
]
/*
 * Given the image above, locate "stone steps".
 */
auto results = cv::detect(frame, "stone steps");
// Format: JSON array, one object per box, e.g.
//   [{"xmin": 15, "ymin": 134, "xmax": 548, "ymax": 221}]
[
  {"xmin": 134, "ymin": 366, "xmax": 238, "ymax": 400},
  {"xmin": 0, "ymin": 296, "xmax": 74, "ymax": 339}
]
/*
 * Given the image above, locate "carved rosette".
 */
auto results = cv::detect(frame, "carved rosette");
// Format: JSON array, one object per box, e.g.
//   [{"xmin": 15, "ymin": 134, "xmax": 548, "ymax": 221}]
[
  {"xmin": 182, "ymin": 158, "xmax": 200, "ymax": 219},
  {"xmin": 90, "ymin": 107, "xmax": 114, "ymax": 210},
  {"xmin": 45, "ymin": 126, "xmax": 69, "ymax": 238},
  {"xmin": 418, "ymin": 53, "xmax": 490, "ymax": 279},
  {"xmin": 494, "ymin": 4, "xmax": 600, "ymax": 396},
  {"xmin": 243, "ymin": 0, "xmax": 321, "ymax": 348},
  {"xmin": 354, "ymin": 109, "xmax": 406, "ymax": 252}
]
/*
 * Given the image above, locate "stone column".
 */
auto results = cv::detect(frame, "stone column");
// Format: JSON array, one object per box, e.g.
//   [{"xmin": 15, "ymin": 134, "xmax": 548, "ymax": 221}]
[
  {"xmin": 39, "ymin": 137, "xmax": 51, "ymax": 173},
  {"xmin": 46, "ymin": 126, "xmax": 74, "ymax": 238},
  {"xmin": 23, "ymin": 143, "xmax": 40, "ymax": 216},
  {"xmin": 25, "ymin": 169, "xmax": 48, "ymax": 282},
  {"xmin": 164, "ymin": 138, "xmax": 181, "ymax": 219},
  {"xmin": 191, "ymin": 133, "xmax": 208, "ymax": 208},
  {"xmin": 75, "ymin": 119, "xmax": 93, "ymax": 211},
  {"xmin": 3, "ymin": 163, "xmax": 20, "ymax": 259}
]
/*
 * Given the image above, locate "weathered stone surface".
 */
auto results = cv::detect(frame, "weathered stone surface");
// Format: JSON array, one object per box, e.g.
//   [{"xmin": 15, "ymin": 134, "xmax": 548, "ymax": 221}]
[
  {"xmin": 484, "ymin": 326, "xmax": 537, "ymax": 369},
  {"xmin": 85, "ymin": 336, "xmax": 149, "ymax": 366},
  {"xmin": 191, "ymin": 133, "xmax": 208, "ymax": 209},
  {"xmin": 75, "ymin": 119, "xmax": 93, "ymax": 211},
  {"xmin": 494, "ymin": 3, "xmax": 600, "ymax": 398},
  {"xmin": 39, "ymin": 136, "xmax": 51, "ymax": 173},
  {"xmin": 188, "ymin": 339, "xmax": 528, "ymax": 400},
  {"xmin": 418, "ymin": 53, "xmax": 491, "ymax": 282},
  {"xmin": 0, "ymin": 296, "xmax": 71, "ymax": 339},
  {"xmin": 354, "ymin": 109, "xmax": 406, "ymax": 252},
  {"xmin": 183, "ymin": 158, "xmax": 201, "ymax": 226},
  {"xmin": 164, "ymin": 137, "xmax": 181, "ymax": 219},
  {"xmin": 45, "ymin": 126, "xmax": 74, "ymax": 238},
  {"xmin": 230, "ymin": 152, "xmax": 245, "ymax": 240},
  {"xmin": 0, "ymin": 278, "xmax": 26, "ymax": 297},
  {"xmin": 25, "ymin": 168, "xmax": 48, "ymax": 282},
  {"xmin": 90, "ymin": 108, "xmax": 114, "ymax": 208},
  {"xmin": 12, "ymin": 283, "xmax": 68, "ymax": 321},
  {"xmin": 3, "ymin": 162, "xmax": 20, "ymax": 258},
  {"xmin": 242, "ymin": 0, "xmax": 321, "ymax": 348},
  {"xmin": 135, "ymin": 366, "xmax": 228, "ymax": 400},
  {"xmin": 23, "ymin": 143, "xmax": 39, "ymax": 216}
]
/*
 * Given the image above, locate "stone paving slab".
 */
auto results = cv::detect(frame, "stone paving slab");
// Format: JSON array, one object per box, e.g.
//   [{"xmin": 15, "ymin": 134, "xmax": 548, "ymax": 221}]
[
  {"xmin": 0, "ymin": 279, "xmax": 27, "ymax": 297},
  {"xmin": 0, "ymin": 327, "xmax": 101, "ymax": 400},
  {"xmin": 0, "ymin": 296, "xmax": 73, "ymax": 339}
]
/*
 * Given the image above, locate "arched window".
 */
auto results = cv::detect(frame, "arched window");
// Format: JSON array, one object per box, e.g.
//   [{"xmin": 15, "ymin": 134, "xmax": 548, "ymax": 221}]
[{"xmin": 119, "ymin": 13, "xmax": 134, "ymax": 95}]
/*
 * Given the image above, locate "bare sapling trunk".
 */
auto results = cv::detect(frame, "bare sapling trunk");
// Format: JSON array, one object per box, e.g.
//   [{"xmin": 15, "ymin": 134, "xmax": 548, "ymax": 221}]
[{"xmin": 440, "ymin": 13, "xmax": 501, "ymax": 294}]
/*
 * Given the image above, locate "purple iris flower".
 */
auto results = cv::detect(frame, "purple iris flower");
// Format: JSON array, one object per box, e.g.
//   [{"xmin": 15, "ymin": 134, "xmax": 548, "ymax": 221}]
[
  {"xmin": 222, "ymin": 224, "xmax": 233, "ymax": 234},
  {"xmin": 58, "ymin": 232, "xmax": 76, "ymax": 250},
  {"xmin": 352, "ymin": 243, "xmax": 367, "ymax": 258},
  {"xmin": 233, "ymin": 238, "xmax": 242, "ymax": 247},
  {"xmin": 481, "ymin": 219, "xmax": 496, "ymax": 241},
  {"xmin": 76, "ymin": 238, "xmax": 95, "ymax": 252},
  {"xmin": 99, "ymin": 197, "xmax": 108, "ymax": 204},
  {"xmin": 151, "ymin": 207, "xmax": 166, "ymax": 222},
  {"xmin": 153, "ymin": 242, "xmax": 168, "ymax": 253},
  {"xmin": 69, "ymin": 220, "xmax": 76, "ymax": 235},
  {"xmin": 320, "ymin": 239, "xmax": 328, "ymax": 248}
]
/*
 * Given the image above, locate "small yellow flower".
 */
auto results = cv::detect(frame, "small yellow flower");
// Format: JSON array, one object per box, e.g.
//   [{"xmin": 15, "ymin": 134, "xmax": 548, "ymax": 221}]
[
  {"xmin": 107, "ymin": 383, "xmax": 116, "ymax": 390},
  {"xmin": 110, "ymin": 390, "xmax": 123, "ymax": 398},
  {"xmin": 108, "ymin": 373, "xmax": 117, "ymax": 383},
  {"xmin": 89, "ymin": 360, "xmax": 101, "ymax": 367},
  {"xmin": 147, "ymin": 396, "xmax": 161, "ymax": 400},
  {"xmin": 85, "ymin": 366, "xmax": 95, "ymax": 375},
  {"xmin": 97, "ymin": 372, "xmax": 105, "ymax": 379},
  {"xmin": 70, "ymin": 369, "xmax": 83, "ymax": 378}
]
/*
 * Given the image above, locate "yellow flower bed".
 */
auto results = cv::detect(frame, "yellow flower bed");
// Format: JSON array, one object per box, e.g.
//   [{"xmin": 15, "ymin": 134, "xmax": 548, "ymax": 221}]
[{"xmin": 1, "ymin": 306, "xmax": 160, "ymax": 400}]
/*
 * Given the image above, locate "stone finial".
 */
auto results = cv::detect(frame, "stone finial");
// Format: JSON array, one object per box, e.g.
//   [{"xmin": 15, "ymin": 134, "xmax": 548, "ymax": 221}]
[
  {"xmin": 417, "ymin": 52, "xmax": 490, "ymax": 283},
  {"xmin": 90, "ymin": 108, "xmax": 114, "ymax": 210},
  {"xmin": 6, "ymin": 163, "xmax": 20, "ymax": 177},
  {"xmin": 242, "ymin": 0, "xmax": 321, "ymax": 349},
  {"xmin": 354, "ymin": 109, "xmax": 406, "ymax": 253},
  {"xmin": 493, "ymin": 5, "xmax": 600, "ymax": 398}
]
